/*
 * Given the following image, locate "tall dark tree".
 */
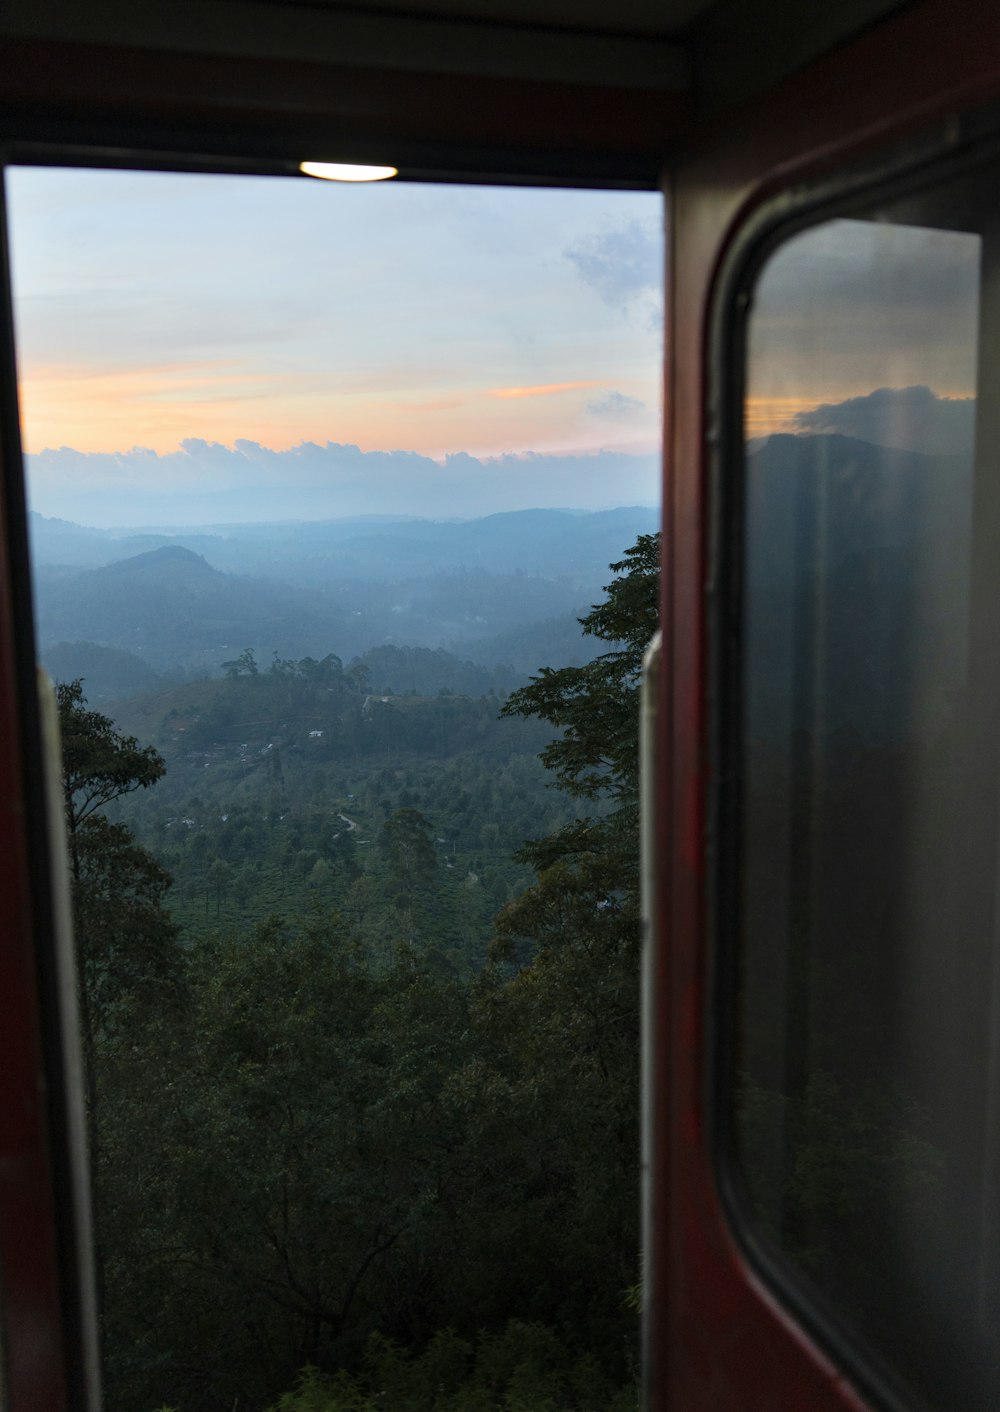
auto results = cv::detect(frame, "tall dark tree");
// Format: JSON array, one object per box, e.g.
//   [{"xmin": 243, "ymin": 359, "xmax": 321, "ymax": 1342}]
[
  {"xmin": 56, "ymin": 680, "xmax": 184, "ymax": 1379},
  {"xmin": 58, "ymin": 678, "xmax": 165, "ymax": 846},
  {"xmin": 497, "ymin": 531, "xmax": 659, "ymax": 933},
  {"xmin": 488, "ymin": 534, "xmax": 660, "ymax": 1362},
  {"xmin": 56, "ymin": 680, "xmax": 179, "ymax": 1100}
]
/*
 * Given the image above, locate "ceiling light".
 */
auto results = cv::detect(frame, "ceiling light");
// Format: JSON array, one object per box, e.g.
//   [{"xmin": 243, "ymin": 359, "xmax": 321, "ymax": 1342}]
[{"xmin": 299, "ymin": 161, "xmax": 398, "ymax": 182}]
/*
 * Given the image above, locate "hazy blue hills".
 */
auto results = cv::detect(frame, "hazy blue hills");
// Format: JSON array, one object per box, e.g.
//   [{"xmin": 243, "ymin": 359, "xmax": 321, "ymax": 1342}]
[
  {"xmin": 34, "ymin": 545, "xmax": 343, "ymax": 674},
  {"xmin": 98, "ymin": 544, "xmax": 211, "ymax": 577},
  {"xmin": 33, "ymin": 433, "xmax": 976, "ymax": 736},
  {"xmin": 30, "ymin": 506, "xmax": 658, "ymax": 685},
  {"xmin": 42, "ymin": 641, "xmax": 166, "ymax": 702},
  {"xmin": 28, "ymin": 505, "xmax": 659, "ymax": 585}
]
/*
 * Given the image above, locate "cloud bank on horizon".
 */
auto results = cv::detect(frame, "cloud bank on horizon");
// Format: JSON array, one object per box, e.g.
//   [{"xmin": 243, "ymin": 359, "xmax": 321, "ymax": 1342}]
[
  {"xmin": 26, "ymin": 439, "xmax": 660, "ymax": 528},
  {"xmin": 7, "ymin": 168, "xmax": 663, "ymax": 471}
]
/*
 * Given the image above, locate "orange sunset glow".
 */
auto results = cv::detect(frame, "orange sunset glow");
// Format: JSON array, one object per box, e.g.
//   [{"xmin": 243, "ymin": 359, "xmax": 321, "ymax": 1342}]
[
  {"xmin": 491, "ymin": 380, "xmax": 601, "ymax": 400},
  {"xmin": 16, "ymin": 361, "xmax": 653, "ymax": 459},
  {"xmin": 745, "ymin": 387, "xmax": 977, "ymax": 440},
  {"xmin": 744, "ymin": 395, "xmax": 818, "ymax": 437}
]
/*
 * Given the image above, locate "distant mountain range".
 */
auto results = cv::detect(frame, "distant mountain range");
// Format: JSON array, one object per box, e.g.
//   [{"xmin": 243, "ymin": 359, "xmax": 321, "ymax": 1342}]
[
  {"xmin": 30, "ymin": 505, "xmax": 660, "ymax": 691},
  {"xmin": 28, "ymin": 505, "xmax": 657, "ymax": 583}
]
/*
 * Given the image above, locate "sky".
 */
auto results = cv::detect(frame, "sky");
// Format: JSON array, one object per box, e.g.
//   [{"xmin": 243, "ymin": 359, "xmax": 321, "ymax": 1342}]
[
  {"xmin": 6, "ymin": 172, "xmax": 983, "ymax": 530},
  {"xmin": 6, "ymin": 167, "xmax": 664, "ymax": 526}
]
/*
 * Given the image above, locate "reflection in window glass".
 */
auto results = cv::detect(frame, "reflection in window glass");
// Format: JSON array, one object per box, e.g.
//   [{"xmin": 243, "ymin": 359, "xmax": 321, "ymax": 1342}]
[{"xmin": 736, "ymin": 178, "xmax": 1000, "ymax": 1407}]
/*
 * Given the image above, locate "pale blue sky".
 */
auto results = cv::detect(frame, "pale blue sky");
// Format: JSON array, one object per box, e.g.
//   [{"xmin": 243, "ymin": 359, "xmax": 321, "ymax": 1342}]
[{"xmin": 6, "ymin": 167, "xmax": 663, "ymax": 525}]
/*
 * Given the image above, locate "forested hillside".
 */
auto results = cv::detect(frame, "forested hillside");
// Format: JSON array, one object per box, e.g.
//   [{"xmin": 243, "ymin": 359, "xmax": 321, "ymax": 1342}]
[
  {"xmin": 109, "ymin": 650, "xmax": 577, "ymax": 967},
  {"xmin": 58, "ymin": 534, "xmax": 659, "ymax": 1412}
]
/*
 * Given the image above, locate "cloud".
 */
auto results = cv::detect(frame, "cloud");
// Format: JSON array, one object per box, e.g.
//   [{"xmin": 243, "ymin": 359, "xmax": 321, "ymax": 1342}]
[
  {"xmin": 565, "ymin": 220, "xmax": 662, "ymax": 312},
  {"xmin": 26, "ymin": 440, "xmax": 659, "ymax": 527},
  {"xmin": 791, "ymin": 385, "xmax": 975, "ymax": 456},
  {"xmin": 491, "ymin": 380, "xmax": 600, "ymax": 400},
  {"xmin": 587, "ymin": 390, "xmax": 646, "ymax": 419}
]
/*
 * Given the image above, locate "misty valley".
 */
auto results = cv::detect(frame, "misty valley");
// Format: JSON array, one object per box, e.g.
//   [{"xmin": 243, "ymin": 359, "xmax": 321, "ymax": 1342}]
[
  {"xmin": 42, "ymin": 503, "xmax": 657, "ymax": 1412},
  {"xmin": 33, "ymin": 504, "xmax": 658, "ymax": 963},
  {"xmin": 32, "ymin": 505, "xmax": 658, "ymax": 685}
]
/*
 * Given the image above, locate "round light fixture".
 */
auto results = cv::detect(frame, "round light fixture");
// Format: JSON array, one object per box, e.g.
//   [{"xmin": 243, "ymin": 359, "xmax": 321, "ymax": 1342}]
[{"xmin": 299, "ymin": 161, "xmax": 398, "ymax": 182}]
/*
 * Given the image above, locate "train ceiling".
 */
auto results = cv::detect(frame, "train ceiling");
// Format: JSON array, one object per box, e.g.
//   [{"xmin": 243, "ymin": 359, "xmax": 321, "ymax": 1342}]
[{"xmin": 0, "ymin": 0, "xmax": 916, "ymax": 180}]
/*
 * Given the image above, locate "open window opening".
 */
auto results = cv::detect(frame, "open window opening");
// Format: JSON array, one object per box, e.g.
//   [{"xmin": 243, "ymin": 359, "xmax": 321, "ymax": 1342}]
[{"xmin": 3, "ymin": 163, "xmax": 662, "ymax": 1412}]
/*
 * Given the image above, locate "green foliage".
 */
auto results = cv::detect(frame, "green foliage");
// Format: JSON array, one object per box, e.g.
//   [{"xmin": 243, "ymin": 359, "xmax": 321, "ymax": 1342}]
[
  {"xmin": 271, "ymin": 1364, "xmax": 376, "ymax": 1412},
  {"xmin": 99, "ymin": 903, "xmax": 642, "ymax": 1409},
  {"xmin": 58, "ymin": 677, "xmax": 165, "ymax": 831},
  {"xmin": 111, "ymin": 680, "xmax": 572, "ymax": 966},
  {"xmin": 481, "ymin": 536, "xmax": 659, "ymax": 1372},
  {"xmin": 501, "ymin": 534, "xmax": 658, "ymax": 808},
  {"xmin": 266, "ymin": 1322, "xmax": 637, "ymax": 1411},
  {"xmin": 380, "ymin": 808, "xmax": 437, "ymax": 881},
  {"xmin": 496, "ymin": 534, "xmax": 658, "ymax": 953},
  {"xmin": 74, "ymin": 813, "xmax": 181, "ymax": 1007},
  {"xmin": 56, "ymin": 679, "xmax": 181, "ymax": 1116}
]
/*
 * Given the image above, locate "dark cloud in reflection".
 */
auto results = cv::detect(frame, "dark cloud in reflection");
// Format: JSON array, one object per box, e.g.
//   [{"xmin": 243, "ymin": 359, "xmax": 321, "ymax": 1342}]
[{"xmin": 792, "ymin": 385, "xmax": 975, "ymax": 456}]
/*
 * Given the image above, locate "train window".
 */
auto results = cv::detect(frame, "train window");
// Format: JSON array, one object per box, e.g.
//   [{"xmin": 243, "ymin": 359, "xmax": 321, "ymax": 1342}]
[
  {"xmin": 730, "ymin": 153, "xmax": 1000, "ymax": 1408},
  {"xmin": 3, "ymin": 163, "xmax": 661, "ymax": 1411}
]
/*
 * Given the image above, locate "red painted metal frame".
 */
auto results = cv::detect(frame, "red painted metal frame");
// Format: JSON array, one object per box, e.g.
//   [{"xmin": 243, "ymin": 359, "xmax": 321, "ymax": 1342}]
[
  {"xmin": 0, "ymin": 456, "xmax": 68, "ymax": 1409},
  {"xmin": 649, "ymin": 1, "xmax": 1000, "ymax": 1408}
]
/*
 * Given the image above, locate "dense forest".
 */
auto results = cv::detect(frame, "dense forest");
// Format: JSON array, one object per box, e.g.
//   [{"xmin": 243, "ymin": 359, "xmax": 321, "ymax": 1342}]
[
  {"xmin": 59, "ymin": 533, "xmax": 660, "ymax": 1412},
  {"xmin": 105, "ymin": 650, "xmax": 572, "ymax": 966}
]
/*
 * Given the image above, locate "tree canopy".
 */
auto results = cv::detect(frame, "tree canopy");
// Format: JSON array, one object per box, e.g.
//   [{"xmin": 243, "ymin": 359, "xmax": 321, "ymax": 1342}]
[
  {"xmin": 497, "ymin": 532, "xmax": 659, "ymax": 931},
  {"xmin": 56, "ymin": 679, "xmax": 180, "ymax": 1112},
  {"xmin": 501, "ymin": 533, "xmax": 658, "ymax": 807},
  {"xmin": 58, "ymin": 677, "xmax": 165, "ymax": 834}
]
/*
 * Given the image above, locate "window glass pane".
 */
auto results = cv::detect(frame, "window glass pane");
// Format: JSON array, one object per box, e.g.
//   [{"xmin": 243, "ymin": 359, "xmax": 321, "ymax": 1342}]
[{"xmin": 736, "ymin": 167, "xmax": 1000, "ymax": 1407}]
